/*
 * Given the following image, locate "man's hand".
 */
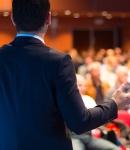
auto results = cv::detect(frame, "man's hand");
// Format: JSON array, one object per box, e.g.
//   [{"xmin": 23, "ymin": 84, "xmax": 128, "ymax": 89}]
[{"xmin": 112, "ymin": 82, "xmax": 130, "ymax": 109}]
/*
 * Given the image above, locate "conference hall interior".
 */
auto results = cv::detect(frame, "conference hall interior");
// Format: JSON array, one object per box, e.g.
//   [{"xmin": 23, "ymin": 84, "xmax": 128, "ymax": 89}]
[{"xmin": 1, "ymin": 0, "xmax": 130, "ymax": 149}]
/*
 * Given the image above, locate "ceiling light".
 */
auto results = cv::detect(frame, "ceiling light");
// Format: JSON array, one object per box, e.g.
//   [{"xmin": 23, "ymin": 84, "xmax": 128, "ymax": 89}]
[
  {"xmin": 106, "ymin": 14, "xmax": 112, "ymax": 19},
  {"xmin": 101, "ymin": 11, "xmax": 108, "ymax": 16},
  {"xmin": 3, "ymin": 11, "xmax": 9, "ymax": 17},
  {"xmin": 73, "ymin": 13, "xmax": 80, "ymax": 18},
  {"xmin": 52, "ymin": 11, "xmax": 58, "ymax": 17},
  {"xmin": 64, "ymin": 10, "xmax": 71, "ymax": 16}
]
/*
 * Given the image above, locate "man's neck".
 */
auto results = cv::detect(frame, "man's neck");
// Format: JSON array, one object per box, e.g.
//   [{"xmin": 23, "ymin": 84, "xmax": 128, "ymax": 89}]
[
  {"xmin": 17, "ymin": 31, "xmax": 45, "ymax": 44},
  {"xmin": 18, "ymin": 31, "xmax": 45, "ymax": 39}
]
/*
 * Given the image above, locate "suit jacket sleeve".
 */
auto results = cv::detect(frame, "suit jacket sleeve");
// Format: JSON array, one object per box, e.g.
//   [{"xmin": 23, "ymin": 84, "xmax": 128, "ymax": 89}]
[{"xmin": 55, "ymin": 54, "xmax": 118, "ymax": 134}]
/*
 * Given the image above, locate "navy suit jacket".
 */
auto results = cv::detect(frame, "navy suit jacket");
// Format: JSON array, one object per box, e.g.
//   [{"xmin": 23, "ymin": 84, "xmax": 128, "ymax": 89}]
[{"xmin": 0, "ymin": 37, "xmax": 117, "ymax": 150}]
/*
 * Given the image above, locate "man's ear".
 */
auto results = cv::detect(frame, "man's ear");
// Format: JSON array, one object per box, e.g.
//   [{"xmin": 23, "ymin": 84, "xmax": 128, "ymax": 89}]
[
  {"xmin": 10, "ymin": 13, "xmax": 16, "ymax": 26},
  {"xmin": 45, "ymin": 11, "xmax": 51, "ymax": 26}
]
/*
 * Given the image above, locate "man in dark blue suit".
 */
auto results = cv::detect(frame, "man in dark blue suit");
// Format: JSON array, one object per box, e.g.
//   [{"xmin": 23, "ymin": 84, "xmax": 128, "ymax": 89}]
[{"xmin": 0, "ymin": 0, "xmax": 130, "ymax": 150}]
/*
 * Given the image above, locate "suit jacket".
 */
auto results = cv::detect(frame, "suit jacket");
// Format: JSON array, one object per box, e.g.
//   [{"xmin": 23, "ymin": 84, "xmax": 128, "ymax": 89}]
[{"xmin": 0, "ymin": 37, "xmax": 117, "ymax": 150}]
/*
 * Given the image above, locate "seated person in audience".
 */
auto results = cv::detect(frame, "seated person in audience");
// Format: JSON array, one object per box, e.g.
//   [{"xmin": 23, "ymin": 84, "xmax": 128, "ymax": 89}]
[
  {"xmin": 95, "ymin": 48, "xmax": 106, "ymax": 63},
  {"xmin": 68, "ymin": 48, "xmax": 83, "ymax": 72},
  {"xmin": 106, "ymin": 66, "xmax": 129, "ymax": 110},
  {"xmin": 126, "ymin": 59, "xmax": 130, "ymax": 82},
  {"xmin": 85, "ymin": 62, "xmax": 110, "ymax": 104},
  {"xmin": 114, "ymin": 47, "xmax": 126, "ymax": 65},
  {"xmin": 76, "ymin": 74, "xmax": 96, "ymax": 108},
  {"xmin": 101, "ymin": 55, "xmax": 120, "ymax": 88},
  {"xmin": 107, "ymin": 66, "xmax": 128, "ymax": 93},
  {"xmin": 78, "ymin": 55, "xmax": 94, "ymax": 77}
]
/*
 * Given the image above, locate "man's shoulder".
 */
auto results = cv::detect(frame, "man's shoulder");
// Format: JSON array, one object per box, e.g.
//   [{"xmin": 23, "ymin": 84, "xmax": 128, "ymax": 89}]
[
  {"xmin": 0, "ymin": 44, "xmax": 11, "ymax": 54},
  {"xmin": 45, "ymin": 46, "xmax": 71, "ymax": 62},
  {"xmin": 0, "ymin": 44, "xmax": 9, "ymax": 50},
  {"xmin": 0, "ymin": 43, "xmax": 71, "ymax": 65}
]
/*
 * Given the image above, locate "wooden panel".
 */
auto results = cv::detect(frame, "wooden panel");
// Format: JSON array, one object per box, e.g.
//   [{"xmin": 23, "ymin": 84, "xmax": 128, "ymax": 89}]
[
  {"xmin": 1, "ymin": 0, "xmax": 130, "ymax": 13},
  {"xmin": 0, "ymin": 16, "xmax": 15, "ymax": 46},
  {"xmin": 0, "ymin": 0, "xmax": 11, "ymax": 11},
  {"xmin": 51, "ymin": 0, "xmax": 130, "ymax": 12},
  {"xmin": 94, "ymin": 0, "xmax": 130, "ymax": 12},
  {"xmin": 50, "ymin": 0, "xmax": 90, "ymax": 12}
]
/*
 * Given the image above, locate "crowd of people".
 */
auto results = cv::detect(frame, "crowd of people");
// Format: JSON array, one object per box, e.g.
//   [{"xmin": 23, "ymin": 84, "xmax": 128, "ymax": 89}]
[
  {"xmin": 68, "ymin": 47, "xmax": 130, "ymax": 109},
  {"xmin": 67, "ymin": 47, "xmax": 130, "ymax": 150}
]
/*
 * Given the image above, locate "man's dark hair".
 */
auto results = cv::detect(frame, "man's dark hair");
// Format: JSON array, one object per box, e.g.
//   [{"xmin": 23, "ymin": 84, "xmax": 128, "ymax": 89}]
[{"xmin": 12, "ymin": 0, "xmax": 50, "ymax": 32}]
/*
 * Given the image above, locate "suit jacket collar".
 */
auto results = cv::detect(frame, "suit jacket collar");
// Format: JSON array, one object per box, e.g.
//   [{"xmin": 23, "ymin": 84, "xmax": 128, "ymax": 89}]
[{"xmin": 10, "ymin": 36, "xmax": 46, "ymax": 48}]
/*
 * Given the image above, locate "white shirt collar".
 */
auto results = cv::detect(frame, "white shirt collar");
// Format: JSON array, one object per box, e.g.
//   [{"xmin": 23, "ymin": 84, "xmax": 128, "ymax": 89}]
[{"xmin": 16, "ymin": 33, "xmax": 45, "ymax": 44}]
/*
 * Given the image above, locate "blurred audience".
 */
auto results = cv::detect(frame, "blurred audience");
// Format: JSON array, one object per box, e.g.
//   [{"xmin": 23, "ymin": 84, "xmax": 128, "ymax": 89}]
[
  {"xmin": 85, "ymin": 62, "xmax": 110, "ymax": 104},
  {"xmin": 68, "ymin": 46, "xmax": 130, "ymax": 149},
  {"xmin": 95, "ymin": 48, "xmax": 106, "ymax": 63},
  {"xmin": 78, "ymin": 56, "xmax": 94, "ymax": 77},
  {"xmin": 106, "ymin": 66, "xmax": 130, "ymax": 110},
  {"xmin": 68, "ymin": 48, "xmax": 83, "ymax": 72},
  {"xmin": 100, "ymin": 55, "xmax": 119, "ymax": 88},
  {"xmin": 76, "ymin": 74, "xmax": 97, "ymax": 108},
  {"xmin": 68, "ymin": 47, "xmax": 130, "ymax": 108}
]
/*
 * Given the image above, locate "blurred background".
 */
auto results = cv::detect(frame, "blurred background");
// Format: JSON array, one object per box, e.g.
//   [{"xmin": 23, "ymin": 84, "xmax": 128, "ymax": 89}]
[{"xmin": 1, "ymin": 0, "xmax": 130, "ymax": 52}]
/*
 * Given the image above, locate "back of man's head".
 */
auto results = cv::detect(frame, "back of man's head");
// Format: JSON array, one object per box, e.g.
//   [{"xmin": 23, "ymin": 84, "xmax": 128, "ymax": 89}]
[{"xmin": 12, "ymin": 0, "xmax": 50, "ymax": 32}]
